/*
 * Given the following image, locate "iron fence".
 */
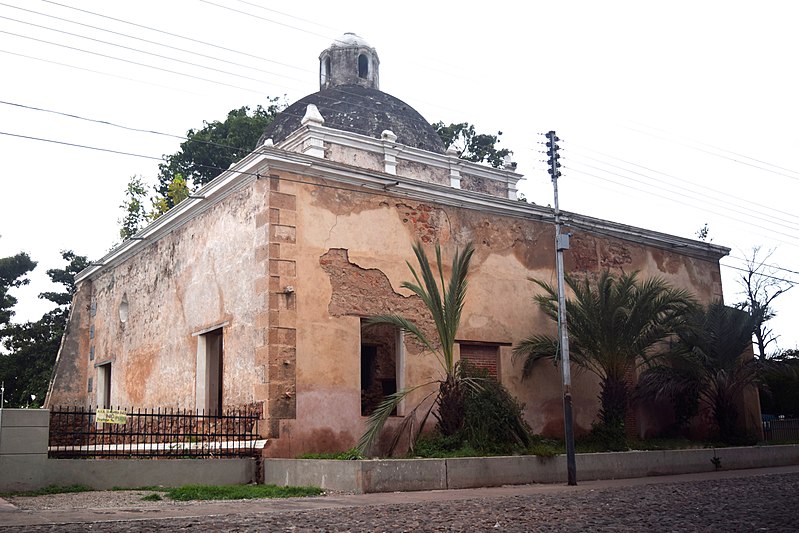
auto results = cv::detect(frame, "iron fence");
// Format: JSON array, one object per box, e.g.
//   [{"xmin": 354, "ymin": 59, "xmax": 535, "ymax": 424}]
[
  {"xmin": 49, "ymin": 405, "xmax": 263, "ymax": 459},
  {"xmin": 762, "ymin": 417, "xmax": 799, "ymax": 443}
]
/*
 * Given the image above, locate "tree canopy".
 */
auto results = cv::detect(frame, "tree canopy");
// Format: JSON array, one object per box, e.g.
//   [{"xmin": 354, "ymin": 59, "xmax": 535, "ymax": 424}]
[
  {"xmin": 0, "ymin": 250, "xmax": 88, "ymax": 407},
  {"xmin": 432, "ymin": 121, "xmax": 512, "ymax": 168},
  {"xmin": 735, "ymin": 247, "xmax": 792, "ymax": 358},
  {"xmin": 157, "ymin": 101, "xmax": 284, "ymax": 203},
  {"xmin": 513, "ymin": 270, "xmax": 694, "ymax": 447},
  {"xmin": 0, "ymin": 250, "xmax": 36, "ymax": 332}
]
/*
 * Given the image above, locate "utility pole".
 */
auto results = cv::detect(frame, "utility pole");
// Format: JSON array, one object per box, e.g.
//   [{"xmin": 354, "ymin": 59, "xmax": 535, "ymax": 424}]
[{"xmin": 545, "ymin": 130, "xmax": 577, "ymax": 486}]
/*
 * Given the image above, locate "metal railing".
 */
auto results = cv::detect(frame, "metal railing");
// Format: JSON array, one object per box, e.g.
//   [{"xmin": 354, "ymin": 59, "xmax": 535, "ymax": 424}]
[
  {"xmin": 762, "ymin": 417, "xmax": 799, "ymax": 443},
  {"xmin": 49, "ymin": 405, "xmax": 263, "ymax": 459}
]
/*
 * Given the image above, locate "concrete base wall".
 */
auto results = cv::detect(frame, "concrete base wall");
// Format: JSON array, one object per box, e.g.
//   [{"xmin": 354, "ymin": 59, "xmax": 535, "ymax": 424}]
[
  {"xmin": 263, "ymin": 445, "xmax": 799, "ymax": 493},
  {"xmin": 0, "ymin": 408, "xmax": 256, "ymax": 492},
  {"xmin": 0, "ymin": 456, "xmax": 256, "ymax": 492}
]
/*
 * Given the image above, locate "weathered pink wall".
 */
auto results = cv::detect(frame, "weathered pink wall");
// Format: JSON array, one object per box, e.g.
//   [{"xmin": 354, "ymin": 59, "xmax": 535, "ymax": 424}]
[{"xmin": 48, "ymin": 165, "xmax": 729, "ymax": 457}]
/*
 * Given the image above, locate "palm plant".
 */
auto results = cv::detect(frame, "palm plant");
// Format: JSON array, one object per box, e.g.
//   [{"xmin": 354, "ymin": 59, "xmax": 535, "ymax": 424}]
[
  {"xmin": 357, "ymin": 241, "xmax": 476, "ymax": 455},
  {"xmin": 638, "ymin": 302, "xmax": 760, "ymax": 443},
  {"xmin": 513, "ymin": 270, "xmax": 694, "ymax": 440}
]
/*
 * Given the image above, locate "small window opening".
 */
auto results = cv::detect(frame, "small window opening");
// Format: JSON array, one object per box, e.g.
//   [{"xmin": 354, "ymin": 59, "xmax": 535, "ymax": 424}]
[
  {"xmin": 119, "ymin": 293, "xmax": 129, "ymax": 323},
  {"xmin": 321, "ymin": 56, "xmax": 331, "ymax": 85},
  {"xmin": 360, "ymin": 320, "xmax": 398, "ymax": 416},
  {"xmin": 196, "ymin": 328, "xmax": 224, "ymax": 414},
  {"xmin": 358, "ymin": 54, "xmax": 369, "ymax": 79},
  {"xmin": 97, "ymin": 363, "xmax": 112, "ymax": 408}
]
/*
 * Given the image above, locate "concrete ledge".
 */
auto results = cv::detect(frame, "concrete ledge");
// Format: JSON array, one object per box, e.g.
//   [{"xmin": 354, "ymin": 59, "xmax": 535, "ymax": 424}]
[
  {"xmin": 0, "ymin": 457, "xmax": 256, "ymax": 492},
  {"xmin": 263, "ymin": 445, "xmax": 799, "ymax": 493},
  {"xmin": 0, "ymin": 409, "xmax": 50, "ymax": 455}
]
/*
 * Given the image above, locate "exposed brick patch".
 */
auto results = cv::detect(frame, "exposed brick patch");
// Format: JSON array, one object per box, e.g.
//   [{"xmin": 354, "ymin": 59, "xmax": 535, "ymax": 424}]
[
  {"xmin": 395, "ymin": 203, "xmax": 446, "ymax": 244},
  {"xmin": 319, "ymin": 248, "xmax": 436, "ymax": 350},
  {"xmin": 600, "ymin": 241, "xmax": 633, "ymax": 269},
  {"xmin": 566, "ymin": 232, "xmax": 599, "ymax": 272},
  {"xmin": 460, "ymin": 344, "xmax": 499, "ymax": 379}
]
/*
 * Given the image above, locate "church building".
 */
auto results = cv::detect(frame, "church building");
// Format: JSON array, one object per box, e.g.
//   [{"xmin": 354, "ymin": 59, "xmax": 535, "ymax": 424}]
[{"xmin": 46, "ymin": 34, "xmax": 746, "ymax": 456}]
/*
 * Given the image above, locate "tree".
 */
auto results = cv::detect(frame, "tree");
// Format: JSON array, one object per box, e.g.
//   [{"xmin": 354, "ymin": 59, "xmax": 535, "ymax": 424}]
[
  {"xmin": 513, "ymin": 270, "xmax": 694, "ymax": 446},
  {"xmin": 759, "ymin": 349, "xmax": 799, "ymax": 417},
  {"xmin": 149, "ymin": 173, "xmax": 190, "ymax": 221},
  {"xmin": 638, "ymin": 302, "xmax": 761, "ymax": 443},
  {"xmin": 118, "ymin": 176, "xmax": 149, "ymax": 240},
  {"xmin": 357, "ymin": 241, "xmax": 476, "ymax": 454},
  {"xmin": 432, "ymin": 121, "xmax": 512, "ymax": 168},
  {"xmin": 0, "ymin": 250, "xmax": 36, "ymax": 333},
  {"xmin": 119, "ymin": 101, "xmax": 285, "ymax": 238},
  {"xmin": 0, "ymin": 250, "xmax": 88, "ymax": 407},
  {"xmin": 735, "ymin": 247, "xmax": 792, "ymax": 359},
  {"xmin": 157, "ymin": 101, "xmax": 284, "ymax": 203}
]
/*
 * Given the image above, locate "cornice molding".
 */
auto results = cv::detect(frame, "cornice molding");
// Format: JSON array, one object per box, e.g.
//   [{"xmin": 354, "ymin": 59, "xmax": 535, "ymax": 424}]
[{"xmin": 76, "ymin": 147, "xmax": 729, "ymax": 283}]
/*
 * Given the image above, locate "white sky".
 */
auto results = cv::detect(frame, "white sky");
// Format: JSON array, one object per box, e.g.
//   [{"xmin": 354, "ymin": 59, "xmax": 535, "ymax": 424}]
[{"xmin": 1, "ymin": 0, "xmax": 797, "ymax": 350}]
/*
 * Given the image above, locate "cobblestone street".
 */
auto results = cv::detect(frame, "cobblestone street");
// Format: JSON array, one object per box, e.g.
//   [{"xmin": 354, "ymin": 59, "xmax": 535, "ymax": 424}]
[{"xmin": 1, "ymin": 469, "xmax": 797, "ymax": 532}]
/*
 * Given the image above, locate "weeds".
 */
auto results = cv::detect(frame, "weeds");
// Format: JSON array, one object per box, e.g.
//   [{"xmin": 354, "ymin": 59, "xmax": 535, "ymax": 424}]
[
  {"xmin": 165, "ymin": 484, "xmax": 322, "ymax": 501},
  {"xmin": 1, "ymin": 484, "xmax": 92, "ymax": 497}
]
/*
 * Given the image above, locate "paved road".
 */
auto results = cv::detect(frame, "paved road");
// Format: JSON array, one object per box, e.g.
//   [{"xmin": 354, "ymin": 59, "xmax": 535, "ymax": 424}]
[{"xmin": 1, "ymin": 467, "xmax": 798, "ymax": 532}]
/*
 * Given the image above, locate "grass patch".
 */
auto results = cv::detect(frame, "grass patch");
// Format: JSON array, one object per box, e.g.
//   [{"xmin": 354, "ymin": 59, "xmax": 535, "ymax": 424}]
[
  {"xmin": 141, "ymin": 493, "xmax": 163, "ymax": 501},
  {"xmin": 165, "ymin": 484, "xmax": 323, "ymax": 501},
  {"xmin": 296, "ymin": 448, "xmax": 364, "ymax": 460},
  {"xmin": 1, "ymin": 484, "xmax": 93, "ymax": 497},
  {"xmin": 111, "ymin": 486, "xmax": 169, "ymax": 492}
]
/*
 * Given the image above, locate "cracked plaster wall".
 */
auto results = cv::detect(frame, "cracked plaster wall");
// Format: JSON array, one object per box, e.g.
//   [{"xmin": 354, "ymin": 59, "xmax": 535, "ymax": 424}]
[
  {"xmin": 49, "ymin": 186, "xmax": 267, "ymax": 410},
  {"xmin": 265, "ymin": 174, "xmax": 726, "ymax": 455}
]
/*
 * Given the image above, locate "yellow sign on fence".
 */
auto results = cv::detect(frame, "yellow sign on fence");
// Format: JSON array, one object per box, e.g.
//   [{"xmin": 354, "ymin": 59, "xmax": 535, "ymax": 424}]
[{"xmin": 95, "ymin": 408, "xmax": 127, "ymax": 424}]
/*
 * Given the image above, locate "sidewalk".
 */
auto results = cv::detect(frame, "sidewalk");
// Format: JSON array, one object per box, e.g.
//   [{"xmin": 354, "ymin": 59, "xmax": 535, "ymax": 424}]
[{"xmin": 1, "ymin": 465, "xmax": 797, "ymax": 530}]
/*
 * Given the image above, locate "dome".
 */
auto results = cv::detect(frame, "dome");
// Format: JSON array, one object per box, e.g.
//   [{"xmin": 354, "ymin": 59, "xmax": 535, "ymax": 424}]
[
  {"xmin": 258, "ymin": 85, "xmax": 446, "ymax": 154},
  {"xmin": 259, "ymin": 33, "xmax": 445, "ymax": 154},
  {"xmin": 329, "ymin": 32, "xmax": 372, "ymax": 49}
]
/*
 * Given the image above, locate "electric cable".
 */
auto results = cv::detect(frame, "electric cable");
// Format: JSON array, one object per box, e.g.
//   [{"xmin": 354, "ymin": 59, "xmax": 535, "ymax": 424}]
[
  {"xmin": 562, "ymin": 166, "xmax": 799, "ymax": 247},
  {"xmin": 564, "ymin": 143, "xmax": 799, "ymax": 224},
  {"xmin": 0, "ymin": 4, "xmax": 314, "ymax": 81}
]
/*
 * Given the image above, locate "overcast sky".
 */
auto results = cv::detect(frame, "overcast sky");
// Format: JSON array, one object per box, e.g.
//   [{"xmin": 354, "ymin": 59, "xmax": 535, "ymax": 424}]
[{"xmin": 1, "ymin": 0, "xmax": 797, "ymax": 350}]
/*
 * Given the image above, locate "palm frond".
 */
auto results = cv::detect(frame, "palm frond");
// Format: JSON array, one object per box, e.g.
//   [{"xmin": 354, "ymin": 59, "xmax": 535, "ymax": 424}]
[
  {"xmin": 512, "ymin": 334, "xmax": 559, "ymax": 379},
  {"xmin": 365, "ymin": 314, "xmax": 439, "ymax": 358},
  {"xmin": 357, "ymin": 382, "xmax": 435, "ymax": 455}
]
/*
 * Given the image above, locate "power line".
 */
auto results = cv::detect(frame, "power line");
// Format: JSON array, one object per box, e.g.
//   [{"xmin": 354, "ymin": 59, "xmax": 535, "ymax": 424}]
[
  {"xmin": 0, "ymin": 15, "xmax": 310, "ymax": 86},
  {"xmin": 40, "ymin": 0, "xmax": 309, "ymax": 72},
  {"xmin": 0, "ymin": 131, "xmax": 162, "ymax": 160},
  {"xmin": 565, "ymin": 143, "xmax": 799, "ymax": 224},
  {"xmin": 0, "ymin": 3, "xmax": 314, "ymax": 80},
  {"xmin": 565, "ymin": 155, "xmax": 799, "ymax": 233},
  {"xmin": 563, "ymin": 166, "xmax": 799, "ymax": 247},
  {"xmin": 629, "ymin": 121, "xmax": 799, "ymax": 180},
  {"xmin": 197, "ymin": 0, "xmax": 335, "ymax": 42},
  {"xmin": 720, "ymin": 262, "xmax": 797, "ymax": 286},
  {"xmin": 0, "ymin": 29, "xmax": 274, "ymax": 95},
  {"xmin": 625, "ymin": 125, "xmax": 799, "ymax": 183},
  {"xmin": 225, "ymin": 0, "xmax": 343, "ymax": 32},
  {"xmin": 0, "ymin": 48, "xmax": 218, "ymax": 98}
]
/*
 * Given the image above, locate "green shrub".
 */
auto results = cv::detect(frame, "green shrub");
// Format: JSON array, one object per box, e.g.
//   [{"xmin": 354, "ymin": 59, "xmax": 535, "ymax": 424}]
[
  {"xmin": 296, "ymin": 448, "xmax": 364, "ymax": 460},
  {"xmin": 457, "ymin": 364, "xmax": 532, "ymax": 454}
]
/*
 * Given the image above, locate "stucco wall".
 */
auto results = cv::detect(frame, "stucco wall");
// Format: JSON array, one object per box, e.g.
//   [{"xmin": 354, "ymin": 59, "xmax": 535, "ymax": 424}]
[
  {"xmin": 48, "ymin": 160, "xmax": 728, "ymax": 457},
  {"xmin": 263, "ymin": 174, "xmax": 725, "ymax": 456},
  {"xmin": 49, "ymin": 184, "xmax": 269, "ymax": 410}
]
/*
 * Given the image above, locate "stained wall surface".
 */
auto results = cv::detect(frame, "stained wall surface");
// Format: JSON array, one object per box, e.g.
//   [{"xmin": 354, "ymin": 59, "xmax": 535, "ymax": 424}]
[
  {"xmin": 47, "ymin": 160, "xmax": 727, "ymax": 457},
  {"xmin": 48, "ymin": 183, "xmax": 270, "ymax": 410},
  {"xmin": 263, "ymin": 173, "xmax": 725, "ymax": 456}
]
